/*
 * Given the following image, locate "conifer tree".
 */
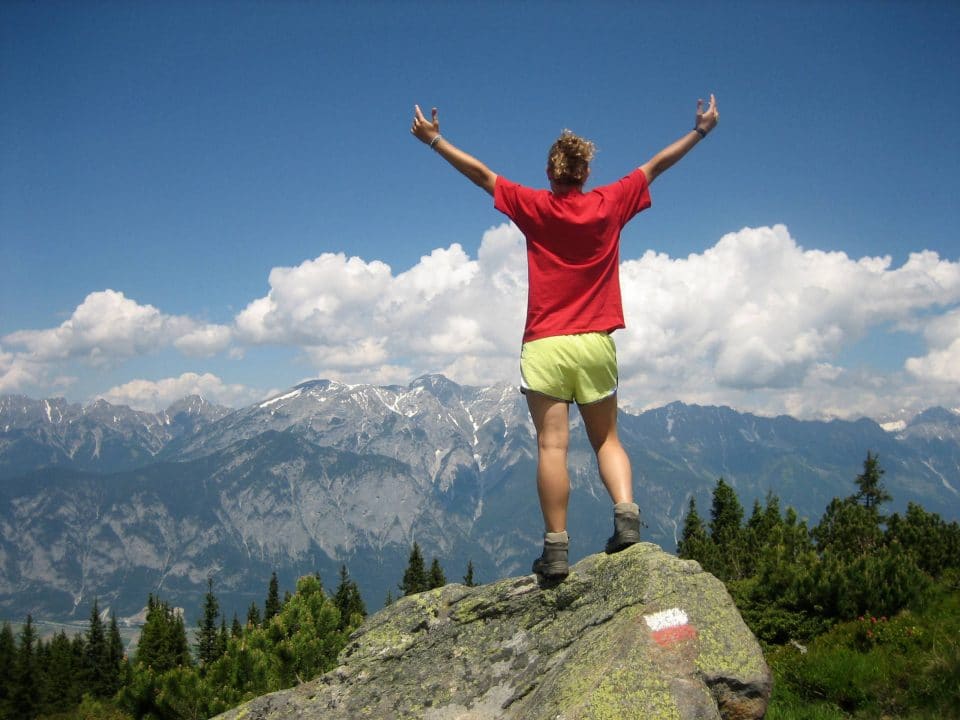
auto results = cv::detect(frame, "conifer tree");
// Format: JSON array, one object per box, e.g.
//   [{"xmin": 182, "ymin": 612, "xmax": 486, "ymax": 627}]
[
  {"xmin": 400, "ymin": 542, "xmax": 429, "ymax": 596},
  {"xmin": 333, "ymin": 565, "xmax": 367, "ymax": 632},
  {"xmin": 708, "ymin": 478, "xmax": 746, "ymax": 580},
  {"xmin": 83, "ymin": 598, "xmax": 118, "ymax": 698},
  {"xmin": 0, "ymin": 621, "xmax": 15, "ymax": 713},
  {"xmin": 463, "ymin": 560, "xmax": 476, "ymax": 587},
  {"xmin": 247, "ymin": 601, "xmax": 262, "ymax": 629},
  {"xmin": 264, "ymin": 572, "xmax": 281, "ymax": 622},
  {"xmin": 197, "ymin": 577, "xmax": 223, "ymax": 668},
  {"xmin": 12, "ymin": 614, "xmax": 39, "ymax": 720},
  {"xmin": 136, "ymin": 595, "xmax": 191, "ymax": 672},
  {"xmin": 231, "ymin": 612, "xmax": 244, "ymax": 638},
  {"xmin": 107, "ymin": 612, "xmax": 126, "ymax": 696},
  {"xmin": 854, "ymin": 450, "xmax": 891, "ymax": 514},
  {"xmin": 886, "ymin": 502, "xmax": 960, "ymax": 577},
  {"xmin": 428, "ymin": 558, "xmax": 446, "ymax": 589},
  {"xmin": 677, "ymin": 496, "xmax": 715, "ymax": 568},
  {"xmin": 42, "ymin": 630, "xmax": 80, "ymax": 714}
]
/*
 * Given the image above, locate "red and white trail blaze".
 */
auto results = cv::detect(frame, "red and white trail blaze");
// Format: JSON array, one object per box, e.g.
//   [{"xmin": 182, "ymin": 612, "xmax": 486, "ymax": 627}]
[{"xmin": 644, "ymin": 607, "xmax": 697, "ymax": 647}]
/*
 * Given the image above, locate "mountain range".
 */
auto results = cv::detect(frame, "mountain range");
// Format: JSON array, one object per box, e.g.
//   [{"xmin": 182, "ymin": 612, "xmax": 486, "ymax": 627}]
[{"xmin": 1, "ymin": 376, "xmax": 958, "ymax": 624}]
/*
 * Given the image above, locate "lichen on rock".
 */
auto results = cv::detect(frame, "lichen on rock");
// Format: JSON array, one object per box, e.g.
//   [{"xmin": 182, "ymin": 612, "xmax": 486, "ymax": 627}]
[{"xmin": 216, "ymin": 543, "xmax": 771, "ymax": 720}]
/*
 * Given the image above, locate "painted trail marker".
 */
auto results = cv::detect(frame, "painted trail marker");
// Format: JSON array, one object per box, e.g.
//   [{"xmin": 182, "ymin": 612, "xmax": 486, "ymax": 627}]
[{"xmin": 644, "ymin": 607, "xmax": 697, "ymax": 647}]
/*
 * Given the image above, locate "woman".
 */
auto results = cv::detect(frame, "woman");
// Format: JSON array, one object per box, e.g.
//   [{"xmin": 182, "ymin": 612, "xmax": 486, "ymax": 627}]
[{"xmin": 411, "ymin": 97, "xmax": 719, "ymax": 578}]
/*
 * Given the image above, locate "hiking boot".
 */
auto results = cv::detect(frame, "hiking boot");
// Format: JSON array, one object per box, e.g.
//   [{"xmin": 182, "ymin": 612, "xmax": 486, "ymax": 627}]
[
  {"xmin": 532, "ymin": 531, "xmax": 569, "ymax": 579},
  {"xmin": 605, "ymin": 502, "xmax": 641, "ymax": 554}
]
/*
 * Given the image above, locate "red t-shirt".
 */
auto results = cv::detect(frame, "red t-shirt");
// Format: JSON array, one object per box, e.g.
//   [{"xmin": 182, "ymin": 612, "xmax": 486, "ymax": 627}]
[{"xmin": 494, "ymin": 168, "xmax": 652, "ymax": 343}]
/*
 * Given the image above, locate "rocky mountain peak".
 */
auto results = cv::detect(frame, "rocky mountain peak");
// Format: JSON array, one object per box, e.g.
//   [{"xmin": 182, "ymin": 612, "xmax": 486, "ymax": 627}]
[{"xmin": 216, "ymin": 543, "xmax": 771, "ymax": 720}]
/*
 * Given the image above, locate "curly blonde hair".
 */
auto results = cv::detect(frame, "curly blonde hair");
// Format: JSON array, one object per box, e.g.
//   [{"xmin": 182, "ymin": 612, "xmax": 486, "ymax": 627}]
[{"xmin": 547, "ymin": 130, "xmax": 595, "ymax": 186}]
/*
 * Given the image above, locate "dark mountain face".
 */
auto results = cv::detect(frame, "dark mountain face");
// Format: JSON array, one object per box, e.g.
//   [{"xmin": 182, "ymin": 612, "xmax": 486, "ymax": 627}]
[{"xmin": 1, "ymin": 379, "xmax": 957, "ymax": 623}]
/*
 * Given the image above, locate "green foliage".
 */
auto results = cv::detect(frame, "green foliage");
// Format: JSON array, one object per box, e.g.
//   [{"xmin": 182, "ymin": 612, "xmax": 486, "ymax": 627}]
[
  {"xmin": 428, "ymin": 559, "xmax": 446, "ymax": 590},
  {"xmin": 135, "ymin": 595, "xmax": 191, "ymax": 673},
  {"xmin": 0, "ymin": 622, "xmax": 16, "ymax": 715},
  {"xmin": 117, "ymin": 573, "xmax": 351, "ymax": 720},
  {"xmin": 886, "ymin": 502, "xmax": 960, "ymax": 578},
  {"xmin": 245, "ymin": 601, "xmax": 262, "ymax": 630},
  {"xmin": 400, "ymin": 542, "xmax": 429, "ymax": 596},
  {"xmin": 677, "ymin": 496, "xmax": 717, "ymax": 570},
  {"xmin": 672, "ymin": 450, "xmax": 960, "ymax": 719},
  {"xmin": 264, "ymin": 572, "xmax": 281, "ymax": 623},
  {"xmin": 708, "ymin": 478, "xmax": 747, "ymax": 581},
  {"xmin": 333, "ymin": 565, "xmax": 367, "ymax": 633},
  {"xmin": 196, "ymin": 579, "xmax": 224, "ymax": 669},
  {"xmin": 767, "ymin": 581, "xmax": 960, "ymax": 719},
  {"xmin": 12, "ymin": 615, "xmax": 39, "ymax": 720},
  {"xmin": 462, "ymin": 560, "xmax": 476, "ymax": 587},
  {"xmin": 853, "ymin": 450, "xmax": 891, "ymax": 513}
]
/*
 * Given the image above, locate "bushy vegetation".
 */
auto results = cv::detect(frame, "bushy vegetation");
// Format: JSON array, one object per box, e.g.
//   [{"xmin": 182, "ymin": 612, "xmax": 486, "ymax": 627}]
[
  {"xmin": 679, "ymin": 451, "xmax": 960, "ymax": 717},
  {"xmin": 2, "ymin": 450, "xmax": 955, "ymax": 719},
  {"xmin": 0, "ymin": 550, "xmax": 473, "ymax": 720},
  {"xmin": 0, "ymin": 567, "xmax": 367, "ymax": 720}
]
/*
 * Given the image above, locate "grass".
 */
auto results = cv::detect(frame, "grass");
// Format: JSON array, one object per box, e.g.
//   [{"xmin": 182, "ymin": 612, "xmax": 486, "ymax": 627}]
[{"xmin": 764, "ymin": 581, "xmax": 960, "ymax": 719}]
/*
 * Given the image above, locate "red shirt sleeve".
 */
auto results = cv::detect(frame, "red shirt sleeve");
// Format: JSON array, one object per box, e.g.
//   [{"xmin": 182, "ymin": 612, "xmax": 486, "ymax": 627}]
[{"xmin": 599, "ymin": 167, "xmax": 652, "ymax": 226}]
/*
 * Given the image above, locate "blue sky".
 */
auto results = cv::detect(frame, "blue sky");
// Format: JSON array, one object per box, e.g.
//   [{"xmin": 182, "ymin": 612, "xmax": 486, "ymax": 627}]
[{"xmin": 2, "ymin": 1, "xmax": 959, "ymax": 421}]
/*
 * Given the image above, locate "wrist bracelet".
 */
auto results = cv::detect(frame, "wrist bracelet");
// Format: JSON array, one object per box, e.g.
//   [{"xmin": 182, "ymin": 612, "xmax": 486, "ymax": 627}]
[
  {"xmin": 429, "ymin": 135, "xmax": 443, "ymax": 150},
  {"xmin": 694, "ymin": 127, "xmax": 707, "ymax": 138}
]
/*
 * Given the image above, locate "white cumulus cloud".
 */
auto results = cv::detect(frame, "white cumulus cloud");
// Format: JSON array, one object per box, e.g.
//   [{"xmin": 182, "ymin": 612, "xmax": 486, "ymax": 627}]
[
  {"xmin": 905, "ymin": 308, "xmax": 960, "ymax": 384},
  {"xmin": 234, "ymin": 226, "xmax": 527, "ymax": 378},
  {"xmin": 4, "ymin": 290, "xmax": 232, "ymax": 365},
  {"xmin": 96, "ymin": 372, "xmax": 263, "ymax": 412},
  {"xmin": 616, "ymin": 225, "xmax": 960, "ymax": 408}
]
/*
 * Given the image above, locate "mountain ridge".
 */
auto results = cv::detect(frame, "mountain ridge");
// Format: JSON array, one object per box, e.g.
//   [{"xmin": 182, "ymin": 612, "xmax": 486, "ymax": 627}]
[{"xmin": 2, "ymin": 376, "xmax": 958, "ymax": 624}]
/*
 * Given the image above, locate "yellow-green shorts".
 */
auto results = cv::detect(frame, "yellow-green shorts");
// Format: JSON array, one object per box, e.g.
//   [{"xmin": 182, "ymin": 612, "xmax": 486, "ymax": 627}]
[{"xmin": 520, "ymin": 332, "xmax": 618, "ymax": 405}]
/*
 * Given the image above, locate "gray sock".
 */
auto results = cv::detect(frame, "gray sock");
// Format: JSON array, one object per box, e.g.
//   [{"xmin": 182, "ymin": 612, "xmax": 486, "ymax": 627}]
[
  {"xmin": 613, "ymin": 502, "xmax": 639, "ymax": 516},
  {"xmin": 544, "ymin": 530, "xmax": 569, "ymax": 544}
]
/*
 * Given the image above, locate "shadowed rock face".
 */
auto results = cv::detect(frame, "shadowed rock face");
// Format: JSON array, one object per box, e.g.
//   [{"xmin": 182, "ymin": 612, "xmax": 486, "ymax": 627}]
[{"xmin": 216, "ymin": 543, "xmax": 771, "ymax": 720}]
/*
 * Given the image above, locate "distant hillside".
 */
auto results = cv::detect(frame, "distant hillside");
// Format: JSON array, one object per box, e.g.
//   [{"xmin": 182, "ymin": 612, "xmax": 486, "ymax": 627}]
[{"xmin": 1, "ymin": 377, "xmax": 957, "ymax": 623}]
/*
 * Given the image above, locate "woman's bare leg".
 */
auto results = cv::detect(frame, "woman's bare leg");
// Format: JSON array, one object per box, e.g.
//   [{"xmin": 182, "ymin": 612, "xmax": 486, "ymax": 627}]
[
  {"xmin": 526, "ymin": 391, "xmax": 571, "ymax": 533},
  {"xmin": 579, "ymin": 394, "xmax": 633, "ymax": 504}
]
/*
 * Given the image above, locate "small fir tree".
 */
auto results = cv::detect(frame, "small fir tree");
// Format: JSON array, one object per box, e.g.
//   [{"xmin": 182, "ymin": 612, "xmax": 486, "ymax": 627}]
[
  {"xmin": 400, "ymin": 542, "xmax": 429, "ymax": 596},
  {"xmin": 854, "ymin": 450, "xmax": 892, "ymax": 514},
  {"xmin": 264, "ymin": 572, "xmax": 282, "ymax": 622},
  {"xmin": 333, "ymin": 565, "xmax": 367, "ymax": 632},
  {"xmin": 12, "ymin": 614, "xmax": 39, "ymax": 720},
  {"xmin": 197, "ymin": 578, "xmax": 223, "ymax": 668},
  {"xmin": 463, "ymin": 560, "xmax": 476, "ymax": 587},
  {"xmin": 247, "ymin": 600, "xmax": 262, "ymax": 629},
  {"xmin": 428, "ymin": 558, "xmax": 446, "ymax": 589}
]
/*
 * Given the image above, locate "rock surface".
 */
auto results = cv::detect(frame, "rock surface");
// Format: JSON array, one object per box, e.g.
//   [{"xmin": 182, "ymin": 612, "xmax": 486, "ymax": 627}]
[{"xmin": 217, "ymin": 543, "xmax": 771, "ymax": 720}]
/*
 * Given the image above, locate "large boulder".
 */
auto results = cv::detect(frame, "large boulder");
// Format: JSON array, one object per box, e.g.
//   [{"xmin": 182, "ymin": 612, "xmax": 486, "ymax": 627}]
[{"xmin": 217, "ymin": 543, "xmax": 771, "ymax": 719}]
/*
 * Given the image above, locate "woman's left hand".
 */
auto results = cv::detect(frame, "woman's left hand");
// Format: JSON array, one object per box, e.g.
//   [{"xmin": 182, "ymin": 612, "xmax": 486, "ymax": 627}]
[{"xmin": 411, "ymin": 105, "xmax": 440, "ymax": 145}]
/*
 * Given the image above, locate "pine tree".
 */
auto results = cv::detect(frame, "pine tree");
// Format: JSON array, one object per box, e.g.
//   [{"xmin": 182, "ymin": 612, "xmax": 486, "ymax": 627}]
[
  {"xmin": 41, "ymin": 630, "xmax": 80, "ymax": 715},
  {"xmin": 82, "ymin": 598, "xmax": 117, "ymax": 698},
  {"xmin": 197, "ymin": 577, "xmax": 223, "ymax": 668},
  {"xmin": 400, "ymin": 542, "xmax": 429, "ymax": 596},
  {"xmin": 247, "ymin": 601, "xmax": 262, "ymax": 629},
  {"xmin": 264, "ymin": 572, "xmax": 281, "ymax": 622},
  {"xmin": 136, "ymin": 595, "xmax": 191, "ymax": 673},
  {"xmin": 886, "ymin": 502, "xmax": 960, "ymax": 577},
  {"xmin": 333, "ymin": 565, "xmax": 368, "ymax": 632},
  {"xmin": 107, "ymin": 612, "xmax": 126, "ymax": 697},
  {"xmin": 677, "ymin": 496, "xmax": 715, "ymax": 568},
  {"xmin": 463, "ymin": 560, "xmax": 476, "ymax": 587},
  {"xmin": 428, "ymin": 558, "xmax": 446, "ymax": 589},
  {"xmin": 231, "ymin": 612, "xmax": 244, "ymax": 639},
  {"xmin": 12, "ymin": 615, "xmax": 39, "ymax": 720},
  {"xmin": 0, "ymin": 621, "xmax": 15, "ymax": 714},
  {"xmin": 708, "ymin": 478, "xmax": 746, "ymax": 581},
  {"xmin": 854, "ymin": 450, "xmax": 891, "ymax": 514}
]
